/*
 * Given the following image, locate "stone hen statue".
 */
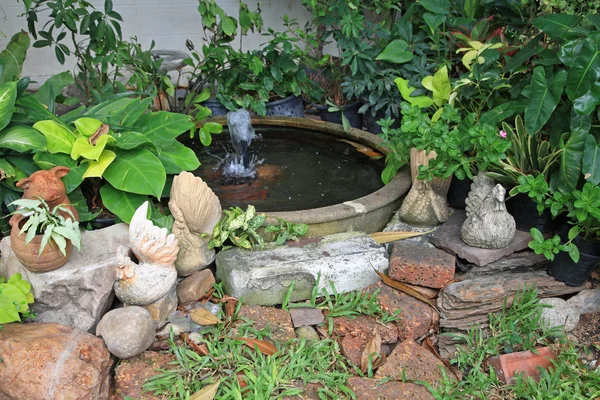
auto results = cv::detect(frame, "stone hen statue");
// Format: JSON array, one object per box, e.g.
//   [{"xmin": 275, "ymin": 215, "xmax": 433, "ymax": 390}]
[
  {"xmin": 114, "ymin": 202, "xmax": 179, "ymax": 305},
  {"xmin": 168, "ymin": 171, "xmax": 222, "ymax": 276},
  {"xmin": 461, "ymin": 173, "xmax": 516, "ymax": 249}
]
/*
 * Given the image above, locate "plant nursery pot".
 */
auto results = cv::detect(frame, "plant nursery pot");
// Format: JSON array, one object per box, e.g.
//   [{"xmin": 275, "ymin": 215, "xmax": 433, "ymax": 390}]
[
  {"xmin": 447, "ymin": 175, "xmax": 472, "ymax": 209},
  {"xmin": 314, "ymin": 101, "xmax": 363, "ymax": 129},
  {"xmin": 10, "ymin": 218, "xmax": 73, "ymax": 273},
  {"xmin": 548, "ymin": 236, "xmax": 600, "ymax": 287},
  {"xmin": 265, "ymin": 95, "xmax": 304, "ymax": 118},
  {"xmin": 363, "ymin": 109, "xmax": 400, "ymax": 134},
  {"xmin": 409, "ymin": 148, "xmax": 452, "ymax": 196},
  {"xmin": 90, "ymin": 216, "xmax": 116, "ymax": 230},
  {"xmin": 201, "ymin": 99, "xmax": 230, "ymax": 117},
  {"xmin": 506, "ymin": 193, "xmax": 554, "ymax": 233},
  {"xmin": 488, "ymin": 347, "xmax": 557, "ymax": 384}
]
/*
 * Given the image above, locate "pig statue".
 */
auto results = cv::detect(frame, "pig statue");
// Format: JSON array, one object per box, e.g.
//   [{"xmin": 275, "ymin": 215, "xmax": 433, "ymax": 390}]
[{"xmin": 9, "ymin": 166, "xmax": 80, "ymax": 227}]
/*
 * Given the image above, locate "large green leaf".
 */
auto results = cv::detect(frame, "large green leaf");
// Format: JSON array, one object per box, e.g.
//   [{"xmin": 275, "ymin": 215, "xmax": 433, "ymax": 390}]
[
  {"xmin": 418, "ymin": 0, "xmax": 450, "ymax": 14},
  {"xmin": 82, "ymin": 150, "xmax": 117, "ymax": 178},
  {"xmin": 83, "ymin": 97, "xmax": 138, "ymax": 123},
  {"xmin": 376, "ymin": 39, "xmax": 414, "ymax": 64},
  {"xmin": 394, "ymin": 78, "xmax": 434, "ymax": 108},
  {"xmin": 154, "ymin": 140, "xmax": 200, "ymax": 174},
  {"xmin": 111, "ymin": 131, "xmax": 155, "ymax": 150},
  {"xmin": 32, "ymin": 120, "xmax": 76, "ymax": 154},
  {"xmin": 133, "ymin": 111, "xmax": 194, "ymax": 141},
  {"xmin": 70, "ymin": 135, "xmax": 115, "ymax": 161},
  {"xmin": 422, "ymin": 66, "xmax": 451, "ymax": 107},
  {"xmin": 0, "ymin": 125, "xmax": 46, "ymax": 153},
  {"xmin": 103, "ymin": 148, "xmax": 166, "ymax": 198},
  {"xmin": 505, "ymin": 35, "xmax": 543, "ymax": 73},
  {"xmin": 525, "ymin": 68, "xmax": 567, "ymax": 135},
  {"xmin": 118, "ymin": 97, "xmax": 152, "ymax": 127},
  {"xmin": 6, "ymin": 155, "xmax": 39, "ymax": 176},
  {"xmin": 0, "ymin": 32, "xmax": 30, "ymax": 84},
  {"xmin": 556, "ymin": 130, "xmax": 587, "ymax": 193},
  {"xmin": 0, "ymin": 158, "xmax": 16, "ymax": 179},
  {"xmin": 32, "ymin": 153, "xmax": 85, "ymax": 193},
  {"xmin": 566, "ymin": 34, "xmax": 600, "ymax": 101},
  {"xmin": 532, "ymin": 14, "xmax": 584, "ymax": 41},
  {"xmin": 0, "ymin": 82, "xmax": 17, "ymax": 131},
  {"xmin": 33, "ymin": 71, "xmax": 74, "ymax": 106},
  {"xmin": 480, "ymin": 101, "xmax": 526, "ymax": 126},
  {"xmin": 99, "ymin": 183, "xmax": 147, "ymax": 223},
  {"xmin": 572, "ymin": 82, "xmax": 600, "ymax": 115},
  {"xmin": 583, "ymin": 134, "xmax": 600, "ymax": 185}
]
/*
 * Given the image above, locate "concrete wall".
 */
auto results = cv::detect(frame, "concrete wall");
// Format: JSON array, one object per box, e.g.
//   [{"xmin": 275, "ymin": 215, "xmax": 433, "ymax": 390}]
[{"xmin": 0, "ymin": 0, "xmax": 311, "ymax": 85}]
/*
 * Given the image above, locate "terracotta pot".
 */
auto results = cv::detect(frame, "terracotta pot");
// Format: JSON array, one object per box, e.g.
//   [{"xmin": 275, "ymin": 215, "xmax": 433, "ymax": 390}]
[
  {"xmin": 409, "ymin": 148, "xmax": 452, "ymax": 196},
  {"xmin": 10, "ymin": 218, "xmax": 73, "ymax": 273},
  {"xmin": 488, "ymin": 347, "xmax": 557, "ymax": 383}
]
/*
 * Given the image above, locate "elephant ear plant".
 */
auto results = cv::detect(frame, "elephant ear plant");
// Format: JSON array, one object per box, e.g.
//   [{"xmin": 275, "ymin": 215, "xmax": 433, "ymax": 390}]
[{"xmin": 0, "ymin": 273, "xmax": 35, "ymax": 325}]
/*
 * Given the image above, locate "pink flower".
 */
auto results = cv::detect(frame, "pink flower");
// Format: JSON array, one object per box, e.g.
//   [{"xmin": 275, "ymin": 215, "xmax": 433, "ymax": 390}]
[{"xmin": 499, "ymin": 130, "xmax": 507, "ymax": 138}]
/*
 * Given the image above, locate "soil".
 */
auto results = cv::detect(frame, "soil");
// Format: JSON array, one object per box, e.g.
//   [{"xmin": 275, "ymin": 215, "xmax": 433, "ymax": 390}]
[{"xmin": 572, "ymin": 311, "xmax": 600, "ymax": 345}]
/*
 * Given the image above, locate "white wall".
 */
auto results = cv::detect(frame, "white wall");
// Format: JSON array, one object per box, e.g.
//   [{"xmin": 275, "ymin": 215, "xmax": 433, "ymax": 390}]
[{"xmin": 0, "ymin": 0, "xmax": 311, "ymax": 86}]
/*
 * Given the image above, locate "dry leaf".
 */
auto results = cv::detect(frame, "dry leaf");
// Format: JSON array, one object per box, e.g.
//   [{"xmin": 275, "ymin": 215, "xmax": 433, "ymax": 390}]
[
  {"xmin": 374, "ymin": 269, "xmax": 439, "ymax": 312},
  {"xmin": 369, "ymin": 230, "xmax": 434, "ymax": 244},
  {"xmin": 338, "ymin": 139, "xmax": 384, "ymax": 159},
  {"xmin": 236, "ymin": 373, "xmax": 248, "ymax": 389},
  {"xmin": 224, "ymin": 297, "xmax": 238, "ymax": 317},
  {"xmin": 189, "ymin": 308, "xmax": 222, "ymax": 325},
  {"xmin": 88, "ymin": 123, "xmax": 109, "ymax": 145},
  {"xmin": 422, "ymin": 337, "xmax": 461, "ymax": 380},
  {"xmin": 190, "ymin": 381, "xmax": 220, "ymax": 400},
  {"xmin": 181, "ymin": 333, "xmax": 209, "ymax": 356},
  {"xmin": 360, "ymin": 330, "xmax": 382, "ymax": 372},
  {"xmin": 197, "ymin": 287, "xmax": 214, "ymax": 303},
  {"xmin": 236, "ymin": 337, "xmax": 278, "ymax": 356}
]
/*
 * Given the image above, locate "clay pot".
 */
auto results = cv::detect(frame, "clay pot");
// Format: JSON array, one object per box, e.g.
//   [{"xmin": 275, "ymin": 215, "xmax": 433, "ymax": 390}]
[
  {"xmin": 10, "ymin": 218, "xmax": 73, "ymax": 273},
  {"xmin": 488, "ymin": 347, "xmax": 557, "ymax": 383},
  {"xmin": 409, "ymin": 148, "xmax": 452, "ymax": 196}
]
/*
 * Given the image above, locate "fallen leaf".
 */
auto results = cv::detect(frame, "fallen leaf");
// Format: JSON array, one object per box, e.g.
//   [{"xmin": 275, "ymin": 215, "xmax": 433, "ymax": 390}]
[
  {"xmin": 180, "ymin": 333, "xmax": 209, "ymax": 356},
  {"xmin": 236, "ymin": 337, "xmax": 278, "ymax": 356},
  {"xmin": 197, "ymin": 287, "xmax": 214, "ymax": 303},
  {"xmin": 369, "ymin": 230, "xmax": 434, "ymax": 244},
  {"xmin": 315, "ymin": 325, "xmax": 330, "ymax": 339},
  {"xmin": 338, "ymin": 139, "xmax": 384, "ymax": 159},
  {"xmin": 189, "ymin": 308, "xmax": 222, "ymax": 325},
  {"xmin": 422, "ymin": 337, "xmax": 461, "ymax": 380},
  {"xmin": 190, "ymin": 381, "xmax": 220, "ymax": 400},
  {"xmin": 237, "ymin": 373, "xmax": 248, "ymax": 389},
  {"xmin": 360, "ymin": 330, "xmax": 382, "ymax": 372},
  {"xmin": 88, "ymin": 123, "xmax": 109, "ymax": 145},
  {"xmin": 374, "ymin": 269, "xmax": 439, "ymax": 312}
]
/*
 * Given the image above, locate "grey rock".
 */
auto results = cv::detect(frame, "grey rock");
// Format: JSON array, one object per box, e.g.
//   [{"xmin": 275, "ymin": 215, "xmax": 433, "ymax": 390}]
[
  {"xmin": 96, "ymin": 306, "xmax": 156, "ymax": 359},
  {"xmin": 131, "ymin": 286, "xmax": 178, "ymax": 329},
  {"xmin": 567, "ymin": 289, "xmax": 600, "ymax": 314},
  {"xmin": 458, "ymin": 251, "xmax": 548, "ymax": 277},
  {"xmin": 429, "ymin": 210, "xmax": 531, "ymax": 267},
  {"xmin": 289, "ymin": 307, "xmax": 324, "ymax": 327},
  {"xmin": 383, "ymin": 210, "xmax": 439, "ymax": 249},
  {"xmin": 166, "ymin": 302, "xmax": 221, "ymax": 334},
  {"xmin": 176, "ymin": 269, "xmax": 216, "ymax": 304},
  {"xmin": 216, "ymin": 232, "xmax": 388, "ymax": 306},
  {"xmin": 0, "ymin": 224, "xmax": 129, "ymax": 332},
  {"xmin": 156, "ymin": 323, "xmax": 183, "ymax": 340},
  {"xmin": 539, "ymin": 298, "xmax": 580, "ymax": 332},
  {"xmin": 295, "ymin": 326, "xmax": 320, "ymax": 341}
]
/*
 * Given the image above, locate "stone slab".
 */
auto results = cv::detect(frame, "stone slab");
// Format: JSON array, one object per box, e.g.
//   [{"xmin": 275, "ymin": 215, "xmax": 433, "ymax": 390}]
[
  {"xmin": 289, "ymin": 307, "xmax": 324, "ymax": 327},
  {"xmin": 429, "ymin": 210, "xmax": 532, "ymax": 267},
  {"xmin": 236, "ymin": 305, "xmax": 296, "ymax": 342},
  {"xmin": 215, "ymin": 232, "xmax": 388, "ymax": 306},
  {"xmin": 383, "ymin": 210, "xmax": 440, "ymax": 249},
  {"xmin": 567, "ymin": 289, "xmax": 600, "ymax": 315},
  {"xmin": 390, "ymin": 242, "xmax": 455, "ymax": 288},
  {"xmin": 457, "ymin": 250, "xmax": 548, "ymax": 277},
  {"xmin": 0, "ymin": 223, "xmax": 129, "ymax": 332}
]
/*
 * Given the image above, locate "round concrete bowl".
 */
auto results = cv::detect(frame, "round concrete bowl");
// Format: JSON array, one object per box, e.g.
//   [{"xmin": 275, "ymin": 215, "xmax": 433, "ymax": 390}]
[{"xmin": 208, "ymin": 116, "xmax": 411, "ymax": 236}]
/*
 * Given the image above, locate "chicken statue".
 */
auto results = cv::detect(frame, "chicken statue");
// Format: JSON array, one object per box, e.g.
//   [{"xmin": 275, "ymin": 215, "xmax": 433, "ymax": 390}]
[
  {"xmin": 114, "ymin": 201, "xmax": 179, "ymax": 306},
  {"xmin": 460, "ymin": 173, "xmax": 516, "ymax": 249}
]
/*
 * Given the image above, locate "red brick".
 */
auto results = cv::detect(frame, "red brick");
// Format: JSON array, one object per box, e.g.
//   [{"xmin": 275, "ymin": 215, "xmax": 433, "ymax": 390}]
[
  {"xmin": 237, "ymin": 305, "xmax": 296, "ymax": 342},
  {"xmin": 339, "ymin": 334, "xmax": 368, "ymax": 366},
  {"xmin": 364, "ymin": 281, "xmax": 439, "ymax": 341},
  {"xmin": 114, "ymin": 351, "xmax": 176, "ymax": 400},
  {"xmin": 390, "ymin": 242, "xmax": 455, "ymax": 288},
  {"xmin": 332, "ymin": 314, "xmax": 398, "ymax": 344},
  {"xmin": 347, "ymin": 377, "xmax": 434, "ymax": 400}
]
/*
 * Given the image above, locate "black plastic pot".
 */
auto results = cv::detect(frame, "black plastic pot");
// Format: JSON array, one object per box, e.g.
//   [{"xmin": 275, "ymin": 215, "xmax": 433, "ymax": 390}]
[
  {"xmin": 90, "ymin": 217, "xmax": 116, "ymax": 230},
  {"xmin": 202, "ymin": 99, "xmax": 229, "ymax": 117},
  {"xmin": 314, "ymin": 101, "xmax": 363, "ymax": 129},
  {"xmin": 506, "ymin": 193, "xmax": 554, "ymax": 233},
  {"xmin": 265, "ymin": 95, "xmax": 304, "ymax": 117},
  {"xmin": 447, "ymin": 176, "xmax": 472, "ymax": 209},
  {"xmin": 548, "ymin": 235, "xmax": 600, "ymax": 286},
  {"xmin": 363, "ymin": 109, "xmax": 400, "ymax": 134}
]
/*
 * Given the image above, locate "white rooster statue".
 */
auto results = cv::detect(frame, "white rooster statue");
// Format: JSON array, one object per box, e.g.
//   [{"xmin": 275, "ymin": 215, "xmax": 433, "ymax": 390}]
[{"xmin": 114, "ymin": 202, "xmax": 179, "ymax": 306}]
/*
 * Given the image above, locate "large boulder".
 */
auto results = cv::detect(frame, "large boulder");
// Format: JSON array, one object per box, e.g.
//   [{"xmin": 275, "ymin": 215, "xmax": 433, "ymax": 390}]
[
  {"xmin": 216, "ymin": 232, "xmax": 388, "ymax": 306},
  {"xmin": 0, "ymin": 224, "xmax": 129, "ymax": 332},
  {"xmin": 96, "ymin": 307, "xmax": 156, "ymax": 359},
  {"xmin": 0, "ymin": 322, "xmax": 112, "ymax": 400}
]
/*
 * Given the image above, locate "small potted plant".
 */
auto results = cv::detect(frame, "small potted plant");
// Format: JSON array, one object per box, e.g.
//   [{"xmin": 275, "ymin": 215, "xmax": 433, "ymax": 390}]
[{"xmin": 9, "ymin": 198, "xmax": 82, "ymax": 273}]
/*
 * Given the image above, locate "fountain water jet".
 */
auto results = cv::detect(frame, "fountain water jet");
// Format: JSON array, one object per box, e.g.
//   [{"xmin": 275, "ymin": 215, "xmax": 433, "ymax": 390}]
[{"xmin": 225, "ymin": 109, "xmax": 257, "ymax": 177}]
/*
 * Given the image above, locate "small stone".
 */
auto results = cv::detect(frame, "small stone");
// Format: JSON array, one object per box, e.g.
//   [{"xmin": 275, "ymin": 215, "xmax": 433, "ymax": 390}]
[
  {"xmin": 237, "ymin": 305, "xmax": 296, "ymax": 342},
  {"xmin": 156, "ymin": 323, "xmax": 183, "ymax": 340},
  {"xmin": 0, "ymin": 323, "xmax": 112, "ymax": 399},
  {"xmin": 364, "ymin": 281, "xmax": 438, "ymax": 341},
  {"xmin": 96, "ymin": 306, "xmax": 156, "ymax": 359},
  {"xmin": 567, "ymin": 289, "xmax": 600, "ymax": 315},
  {"xmin": 136, "ymin": 287, "xmax": 178, "ymax": 328},
  {"xmin": 177, "ymin": 269, "xmax": 216, "ymax": 304},
  {"xmin": 295, "ymin": 326, "xmax": 320, "ymax": 341},
  {"xmin": 289, "ymin": 307, "xmax": 324, "ymax": 327},
  {"xmin": 374, "ymin": 339, "xmax": 453, "ymax": 386},
  {"xmin": 390, "ymin": 242, "xmax": 455, "ymax": 288},
  {"xmin": 333, "ymin": 314, "xmax": 398, "ymax": 344},
  {"xmin": 429, "ymin": 210, "xmax": 531, "ymax": 267},
  {"xmin": 539, "ymin": 298, "xmax": 580, "ymax": 332},
  {"xmin": 347, "ymin": 377, "xmax": 434, "ymax": 400},
  {"xmin": 114, "ymin": 351, "xmax": 176, "ymax": 400}
]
